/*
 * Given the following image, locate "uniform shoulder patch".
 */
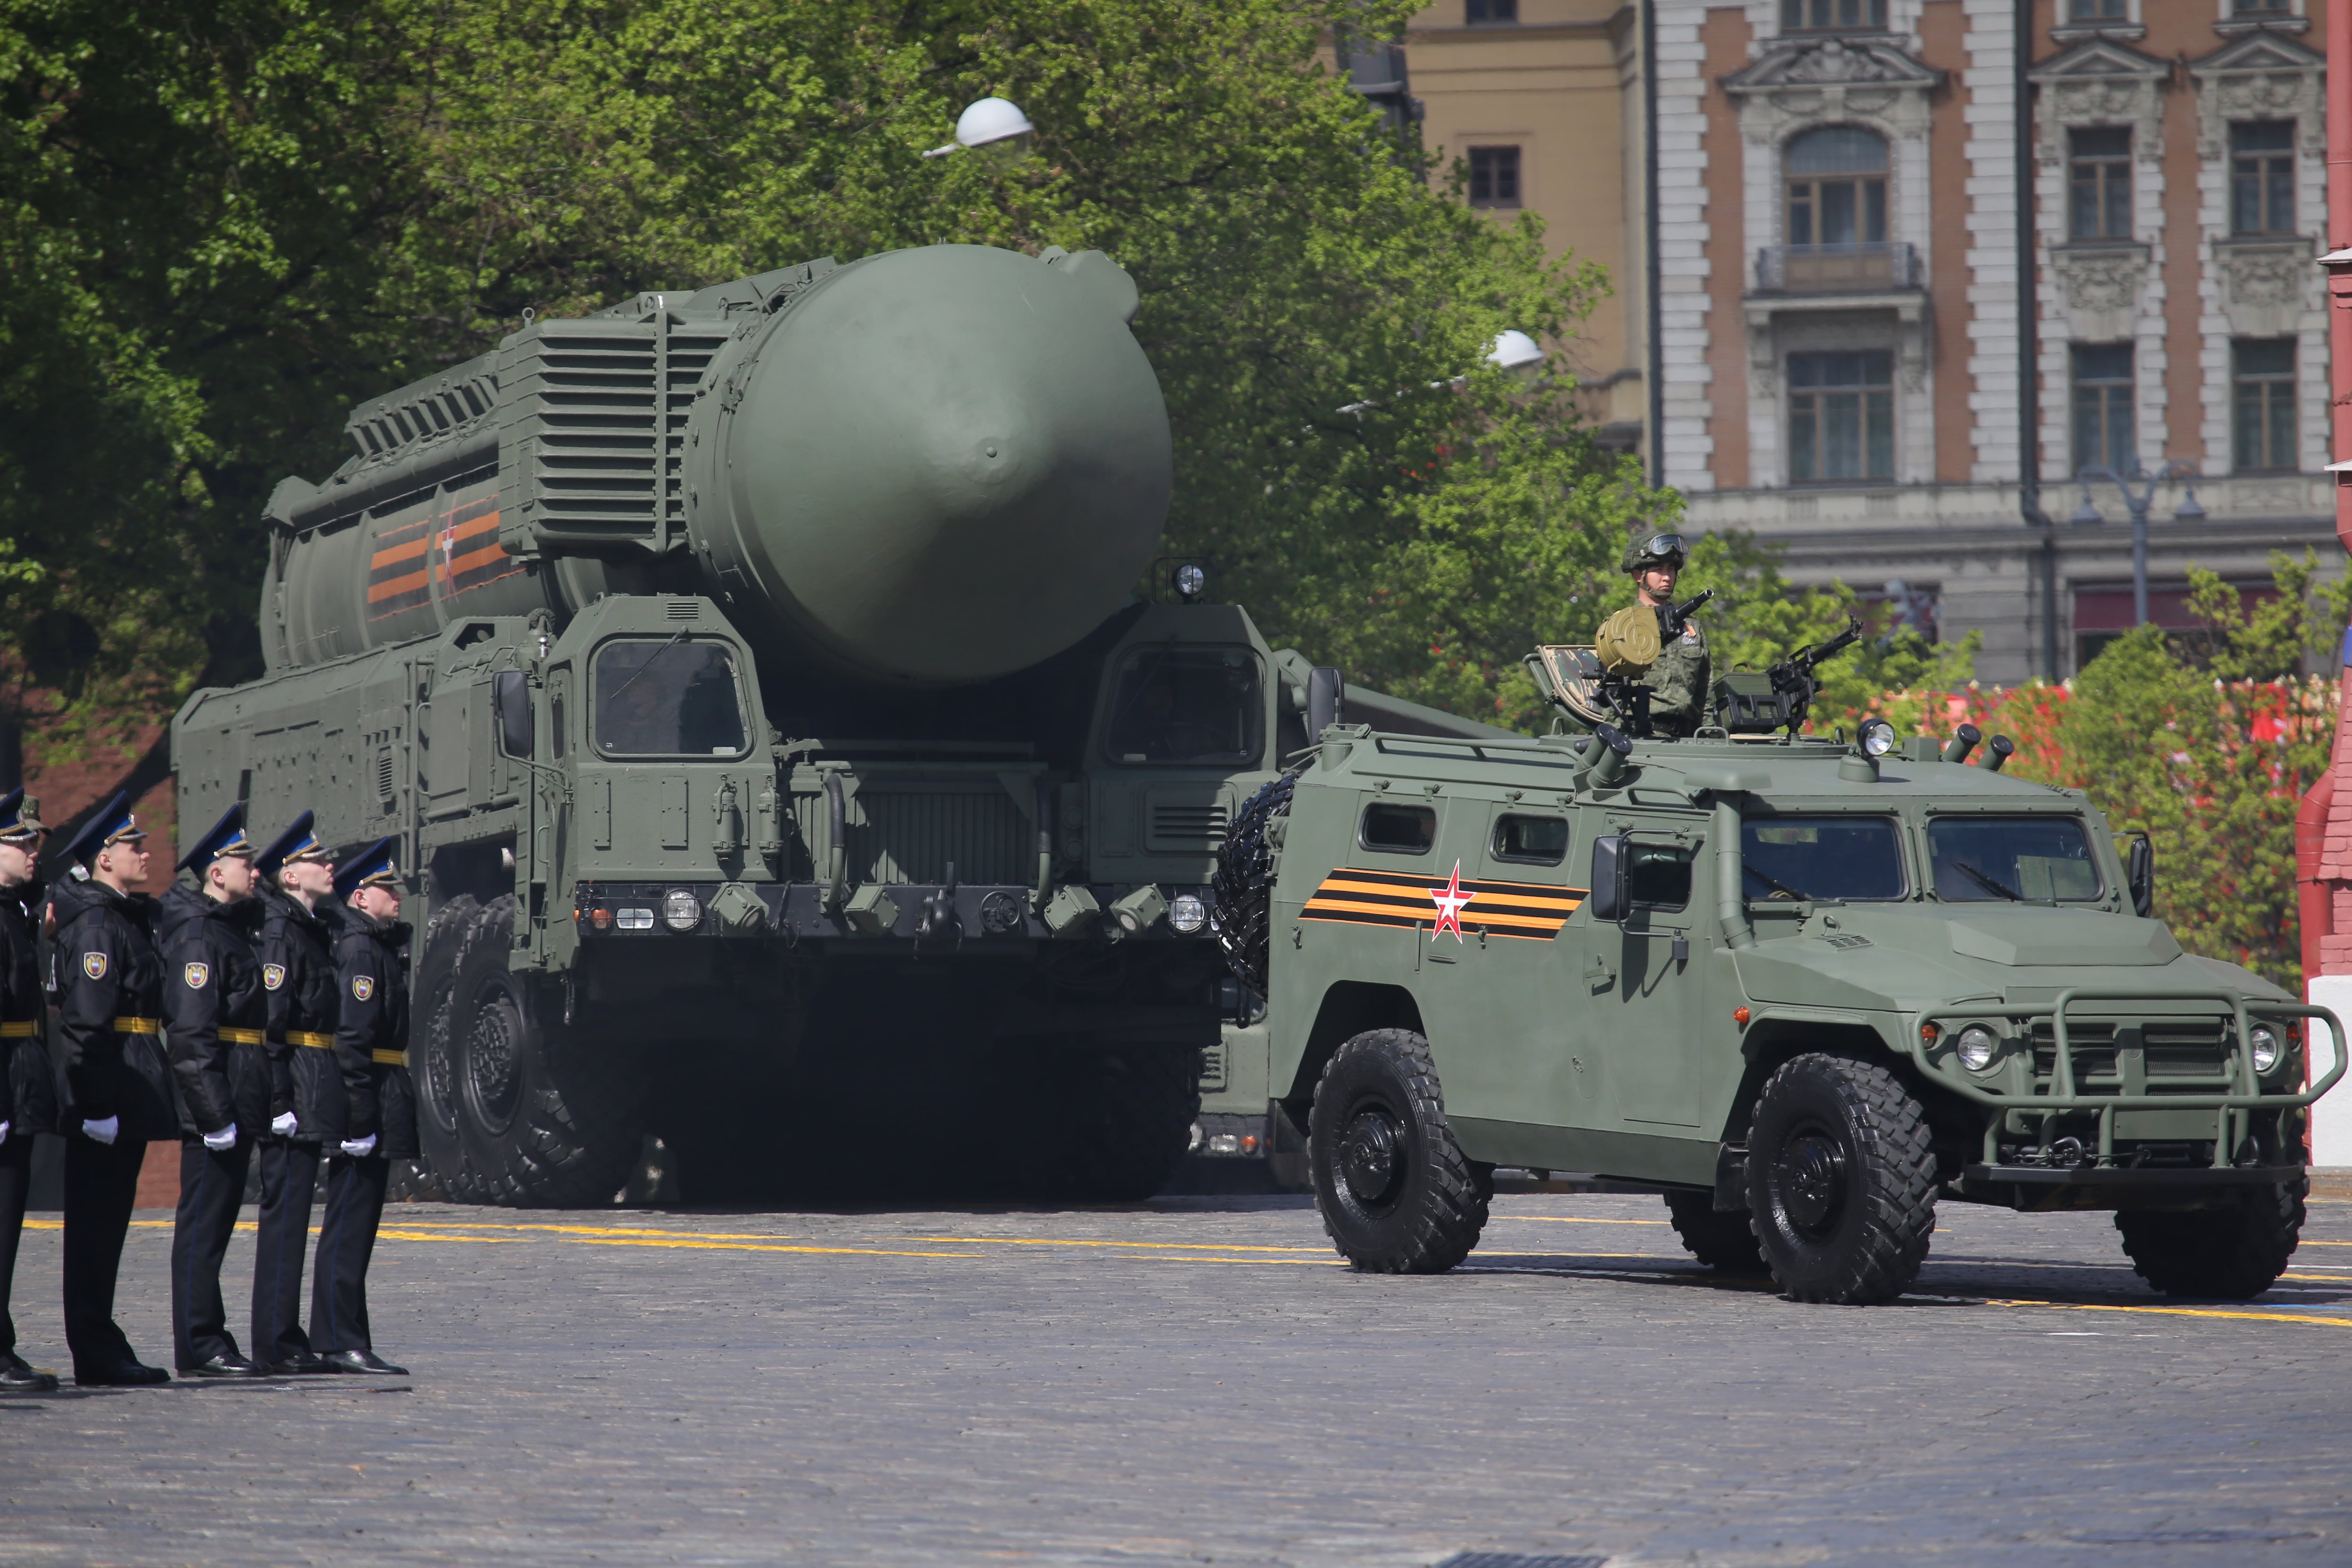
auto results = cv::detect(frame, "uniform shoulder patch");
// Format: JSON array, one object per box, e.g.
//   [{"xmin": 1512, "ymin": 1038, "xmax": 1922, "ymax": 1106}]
[
  {"xmin": 350, "ymin": 975, "xmax": 374, "ymax": 1002},
  {"xmin": 182, "ymin": 962, "xmax": 210, "ymax": 989},
  {"xmin": 262, "ymin": 963, "xmax": 286, "ymax": 991},
  {"xmin": 81, "ymin": 951, "xmax": 108, "ymax": 980}
]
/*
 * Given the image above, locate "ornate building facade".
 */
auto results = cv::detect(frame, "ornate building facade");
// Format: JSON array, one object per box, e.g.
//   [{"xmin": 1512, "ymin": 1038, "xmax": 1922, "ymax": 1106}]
[{"xmin": 1395, "ymin": 0, "xmax": 2338, "ymax": 681}]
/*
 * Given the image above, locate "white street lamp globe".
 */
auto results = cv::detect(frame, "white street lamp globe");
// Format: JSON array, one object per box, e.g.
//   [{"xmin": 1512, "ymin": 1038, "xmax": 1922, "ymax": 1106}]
[
  {"xmin": 1487, "ymin": 330, "xmax": 1544, "ymax": 375},
  {"xmin": 956, "ymin": 96, "xmax": 1034, "ymax": 149}
]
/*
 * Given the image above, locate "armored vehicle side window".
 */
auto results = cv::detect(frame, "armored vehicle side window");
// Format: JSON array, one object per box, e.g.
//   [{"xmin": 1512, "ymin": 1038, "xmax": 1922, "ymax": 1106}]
[
  {"xmin": 1928, "ymin": 816, "xmax": 2102, "ymax": 902},
  {"xmin": 1741, "ymin": 816, "xmax": 1905, "ymax": 901},
  {"xmin": 593, "ymin": 638, "xmax": 749, "ymax": 758},
  {"xmin": 1105, "ymin": 648, "xmax": 1264, "ymax": 766},
  {"xmin": 1629, "ymin": 842, "xmax": 1694, "ymax": 911},
  {"xmin": 1361, "ymin": 803, "xmax": 1437, "ymax": 855},
  {"xmin": 1491, "ymin": 814, "xmax": 1568, "ymax": 866}
]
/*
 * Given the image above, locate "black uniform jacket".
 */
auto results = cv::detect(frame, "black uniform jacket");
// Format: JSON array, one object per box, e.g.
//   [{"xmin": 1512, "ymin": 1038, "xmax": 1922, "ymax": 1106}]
[
  {"xmin": 158, "ymin": 884, "xmax": 270, "ymax": 1141},
  {"xmin": 0, "ymin": 877, "xmax": 54, "ymax": 1136},
  {"xmin": 328, "ymin": 914, "xmax": 416, "ymax": 1157},
  {"xmin": 51, "ymin": 874, "xmax": 177, "ymax": 1140},
  {"xmin": 259, "ymin": 888, "xmax": 340, "ymax": 1143}
]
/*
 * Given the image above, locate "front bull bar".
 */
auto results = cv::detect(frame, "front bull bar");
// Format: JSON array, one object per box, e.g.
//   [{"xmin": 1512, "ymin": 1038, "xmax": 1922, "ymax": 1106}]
[{"xmin": 1910, "ymin": 988, "xmax": 2347, "ymax": 1169}]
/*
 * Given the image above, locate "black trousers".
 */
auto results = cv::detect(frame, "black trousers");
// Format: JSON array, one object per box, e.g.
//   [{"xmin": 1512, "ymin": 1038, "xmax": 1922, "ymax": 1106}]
[
  {"xmin": 0, "ymin": 1132, "xmax": 29, "ymax": 1358},
  {"xmin": 170, "ymin": 1138, "xmax": 253, "ymax": 1369},
  {"xmin": 310, "ymin": 1153, "xmax": 387, "ymax": 1355},
  {"xmin": 250, "ymin": 1139, "xmax": 319, "ymax": 1366},
  {"xmin": 63, "ymin": 1134, "xmax": 149, "ymax": 1374}
]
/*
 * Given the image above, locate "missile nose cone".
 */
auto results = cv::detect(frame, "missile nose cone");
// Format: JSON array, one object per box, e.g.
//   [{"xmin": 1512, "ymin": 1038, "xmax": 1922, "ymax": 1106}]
[{"xmin": 711, "ymin": 245, "xmax": 1171, "ymax": 687}]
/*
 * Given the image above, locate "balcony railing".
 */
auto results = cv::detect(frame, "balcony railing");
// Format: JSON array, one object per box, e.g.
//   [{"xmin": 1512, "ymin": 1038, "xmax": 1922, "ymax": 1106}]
[{"xmin": 1753, "ymin": 241, "xmax": 1922, "ymax": 294}]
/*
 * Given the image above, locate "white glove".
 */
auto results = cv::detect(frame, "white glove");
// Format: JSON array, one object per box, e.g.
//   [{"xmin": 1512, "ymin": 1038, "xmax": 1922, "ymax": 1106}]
[
  {"xmin": 81, "ymin": 1116, "xmax": 119, "ymax": 1146},
  {"xmin": 202, "ymin": 1125, "xmax": 238, "ymax": 1153},
  {"xmin": 339, "ymin": 1134, "xmax": 378, "ymax": 1157},
  {"xmin": 0, "ymin": 1120, "xmax": 10, "ymax": 1147},
  {"xmin": 271, "ymin": 1112, "xmax": 299, "ymax": 1138}
]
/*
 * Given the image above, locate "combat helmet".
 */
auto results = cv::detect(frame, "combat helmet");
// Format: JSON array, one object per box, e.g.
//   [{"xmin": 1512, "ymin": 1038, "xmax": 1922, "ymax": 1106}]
[{"xmin": 1621, "ymin": 531, "xmax": 1688, "ymax": 576}]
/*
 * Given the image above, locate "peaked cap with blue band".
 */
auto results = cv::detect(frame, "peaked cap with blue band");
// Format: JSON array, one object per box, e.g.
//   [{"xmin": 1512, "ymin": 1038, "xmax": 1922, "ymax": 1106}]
[
  {"xmin": 0, "ymin": 788, "xmax": 45, "ymax": 842},
  {"xmin": 333, "ymin": 836, "xmax": 401, "ymax": 901},
  {"xmin": 57, "ymin": 791, "xmax": 145, "ymax": 868},
  {"xmin": 176, "ymin": 802, "xmax": 255, "ymax": 875},
  {"xmin": 255, "ymin": 811, "xmax": 329, "ymax": 878}
]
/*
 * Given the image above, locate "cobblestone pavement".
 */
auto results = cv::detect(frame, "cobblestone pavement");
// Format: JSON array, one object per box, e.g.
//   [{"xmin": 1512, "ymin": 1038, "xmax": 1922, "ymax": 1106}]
[{"xmin": 4, "ymin": 1190, "xmax": 2349, "ymax": 1567}]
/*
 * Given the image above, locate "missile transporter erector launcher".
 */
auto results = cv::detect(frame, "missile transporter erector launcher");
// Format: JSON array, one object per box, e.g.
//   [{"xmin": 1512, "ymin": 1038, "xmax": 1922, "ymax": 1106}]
[{"xmin": 175, "ymin": 242, "xmax": 1320, "ymax": 1203}]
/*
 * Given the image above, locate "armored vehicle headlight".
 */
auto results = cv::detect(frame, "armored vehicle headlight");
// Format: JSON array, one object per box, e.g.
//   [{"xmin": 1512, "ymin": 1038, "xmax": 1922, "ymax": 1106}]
[
  {"xmin": 1955, "ymin": 1025, "xmax": 1999, "ymax": 1072},
  {"xmin": 2250, "ymin": 1024, "xmax": 2282, "ymax": 1074},
  {"xmin": 662, "ymin": 888, "xmax": 703, "ymax": 932},
  {"xmin": 1859, "ymin": 718, "xmax": 1898, "ymax": 757},
  {"xmin": 1173, "ymin": 564, "xmax": 1207, "ymax": 602},
  {"xmin": 1168, "ymin": 893, "xmax": 1207, "ymax": 933}
]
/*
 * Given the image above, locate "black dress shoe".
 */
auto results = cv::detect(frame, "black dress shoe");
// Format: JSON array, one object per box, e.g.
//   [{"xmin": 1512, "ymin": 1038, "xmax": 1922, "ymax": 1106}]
[
  {"xmin": 74, "ymin": 1359, "xmax": 170, "ymax": 1387},
  {"xmin": 0, "ymin": 1353, "xmax": 59, "ymax": 1393},
  {"xmin": 270, "ymin": 1352, "xmax": 336, "ymax": 1376},
  {"xmin": 321, "ymin": 1349, "xmax": 408, "ymax": 1376},
  {"xmin": 184, "ymin": 1353, "xmax": 269, "ymax": 1378}
]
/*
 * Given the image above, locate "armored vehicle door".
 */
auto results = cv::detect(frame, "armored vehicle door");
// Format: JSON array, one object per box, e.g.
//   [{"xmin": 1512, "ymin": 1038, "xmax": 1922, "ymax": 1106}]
[{"xmin": 1570, "ymin": 815, "xmax": 1710, "ymax": 1132}]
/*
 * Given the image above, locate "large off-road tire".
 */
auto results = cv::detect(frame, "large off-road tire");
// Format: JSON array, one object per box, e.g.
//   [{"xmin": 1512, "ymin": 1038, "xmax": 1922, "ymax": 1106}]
[
  {"xmin": 1212, "ymin": 772, "xmax": 1296, "ymax": 998},
  {"xmin": 424, "ymin": 894, "xmax": 647, "ymax": 1207},
  {"xmin": 1046, "ymin": 1044, "xmax": 1203, "ymax": 1202},
  {"xmin": 1309, "ymin": 1029, "xmax": 1489, "ymax": 1273},
  {"xmin": 2115, "ymin": 1179, "xmax": 2305, "ymax": 1300},
  {"xmin": 1746, "ymin": 1052, "xmax": 1937, "ymax": 1305},
  {"xmin": 1664, "ymin": 1190, "xmax": 1768, "ymax": 1274},
  {"xmin": 412, "ymin": 894, "xmax": 480, "ymax": 1197}
]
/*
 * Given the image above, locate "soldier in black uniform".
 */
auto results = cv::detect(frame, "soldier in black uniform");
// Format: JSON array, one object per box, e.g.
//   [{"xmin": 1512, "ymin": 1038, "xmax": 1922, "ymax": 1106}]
[
  {"xmin": 0, "ymin": 790, "xmax": 58, "ymax": 1393},
  {"xmin": 160, "ymin": 805, "xmax": 271, "ymax": 1377},
  {"xmin": 252, "ymin": 812, "xmax": 337, "ymax": 1374},
  {"xmin": 51, "ymin": 792, "xmax": 175, "ymax": 1385},
  {"xmin": 311, "ymin": 836, "xmax": 414, "ymax": 1375}
]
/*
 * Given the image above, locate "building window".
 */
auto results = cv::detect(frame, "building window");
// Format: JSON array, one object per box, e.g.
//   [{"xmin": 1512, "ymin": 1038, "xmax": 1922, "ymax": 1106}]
[
  {"xmin": 2066, "ymin": 0, "xmax": 2128, "ymax": 19},
  {"xmin": 2067, "ymin": 127, "xmax": 2132, "ymax": 239},
  {"xmin": 2233, "ymin": 0, "xmax": 2290, "ymax": 13},
  {"xmin": 2071, "ymin": 344, "xmax": 2135, "ymax": 474},
  {"xmin": 1787, "ymin": 127, "xmax": 1888, "ymax": 251},
  {"xmin": 1465, "ymin": 0, "xmax": 1518, "ymax": 20},
  {"xmin": 1788, "ymin": 350, "xmax": 1895, "ymax": 484},
  {"xmin": 1782, "ymin": 0, "xmax": 1887, "ymax": 30},
  {"xmin": 2233, "ymin": 340, "xmax": 2297, "ymax": 471},
  {"xmin": 1468, "ymin": 146, "xmax": 1520, "ymax": 208},
  {"xmin": 2231, "ymin": 122, "xmax": 2296, "ymax": 234}
]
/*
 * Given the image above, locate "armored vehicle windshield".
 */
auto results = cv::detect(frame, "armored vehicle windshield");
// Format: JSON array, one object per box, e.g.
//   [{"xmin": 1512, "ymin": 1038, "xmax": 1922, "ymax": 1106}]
[
  {"xmin": 1741, "ymin": 815, "xmax": 1906, "ymax": 902},
  {"xmin": 593, "ymin": 639, "xmax": 751, "ymax": 757},
  {"xmin": 1926, "ymin": 814, "xmax": 2102, "ymax": 903},
  {"xmin": 1104, "ymin": 648, "xmax": 1264, "ymax": 764}
]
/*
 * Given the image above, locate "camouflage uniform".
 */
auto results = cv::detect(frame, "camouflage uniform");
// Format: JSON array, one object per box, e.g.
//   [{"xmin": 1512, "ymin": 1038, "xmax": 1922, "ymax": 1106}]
[{"xmin": 1620, "ymin": 534, "xmax": 1711, "ymax": 739}]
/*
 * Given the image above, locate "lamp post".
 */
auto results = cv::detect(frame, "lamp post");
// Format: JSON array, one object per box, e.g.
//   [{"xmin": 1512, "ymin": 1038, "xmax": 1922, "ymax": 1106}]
[{"xmin": 2069, "ymin": 459, "xmax": 2205, "ymax": 629}]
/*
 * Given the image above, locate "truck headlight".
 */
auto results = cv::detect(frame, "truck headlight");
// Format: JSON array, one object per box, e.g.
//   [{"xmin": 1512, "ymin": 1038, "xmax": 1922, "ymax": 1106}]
[
  {"xmin": 1955, "ymin": 1025, "xmax": 1999, "ymax": 1072},
  {"xmin": 1168, "ymin": 893, "xmax": 1207, "ymax": 933},
  {"xmin": 2249, "ymin": 1024, "xmax": 2281, "ymax": 1075},
  {"xmin": 1859, "ymin": 718, "xmax": 1898, "ymax": 757},
  {"xmin": 662, "ymin": 889, "xmax": 703, "ymax": 932}
]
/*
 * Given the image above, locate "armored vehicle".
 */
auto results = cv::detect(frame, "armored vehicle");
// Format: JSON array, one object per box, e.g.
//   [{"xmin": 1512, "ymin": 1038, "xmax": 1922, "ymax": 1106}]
[
  {"xmin": 1216, "ymin": 710, "xmax": 2345, "ymax": 1304},
  {"xmin": 170, "ymin": 241, "xmax": 1421, "ymax": 1204}
]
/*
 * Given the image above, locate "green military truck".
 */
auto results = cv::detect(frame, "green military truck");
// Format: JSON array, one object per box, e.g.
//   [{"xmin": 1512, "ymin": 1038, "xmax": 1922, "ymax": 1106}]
[
  {"xmin": 170, "ymin": 241, "xmax": 1397, "ymax": 1205},
  {"xmin": 1215, "ymin": 690, "xmax": 2346, "ymax": 1303}
]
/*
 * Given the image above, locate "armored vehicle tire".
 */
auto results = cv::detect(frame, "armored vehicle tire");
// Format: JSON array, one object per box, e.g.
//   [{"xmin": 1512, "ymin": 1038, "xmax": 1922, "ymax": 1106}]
[
  {"xmin": 1308, "ymin": 1029, "xmax": 1489, "ymax": 1274},
  {"xmin": 1745, "ymin": 1052, "xmax": 1937, "ymax": 1305},
  {"xmin": 2115, "ymin": 1179, "xmax": 2305, "ymax": 1300},
  {"xmin": 413, "ymin": 895, "xmax": 481, "ymax": 1196},
  {"xmin": 1212, "ymin": 772, "xmax": 1295, "ymax": 998},
  {"xmin": 1663, "ymin": 1191, "xmax": 1768, "ymax": 1274},
  {"xmin": 1046, "ymin": 1043, "xmax": 1203, "ymax": 1202},
  {"xmin": 418, "ymin": 895, "xmax": 647, "ymax": 1207}
]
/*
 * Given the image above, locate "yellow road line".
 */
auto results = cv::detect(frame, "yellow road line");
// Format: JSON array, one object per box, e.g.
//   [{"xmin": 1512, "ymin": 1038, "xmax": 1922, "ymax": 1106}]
[
  {"xmin": 574, "ymin": 1237, "xmax": 984, "ymax": 1260},
  {"xmin": 890, "ymin": 1234, "xmax": 1332, "ymax": 1254},
  {"xmin": 1986, "ymin": 1298, "xmax": 2352, "ymax": 1329},
  {"xmin": 1499, "ymin": 1216, "xmax": 1670, "ymax": 1227}
]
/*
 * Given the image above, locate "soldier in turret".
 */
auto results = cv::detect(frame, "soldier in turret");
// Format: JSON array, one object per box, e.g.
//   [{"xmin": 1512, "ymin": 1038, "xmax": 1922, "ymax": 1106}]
[
  {"xmin": 1621, "ymin": 531, "xmax": 1712, "ymax": 739},
  {"xmin": 0, "ymin": 790, "xmax": 56, "ymax": 1393},
  {"xmin": 251, "ymin": 812, "xmax": 337, "ymax": 1374},
  {"xmin": 159, "ymin": 804, "xmax": 271, "ymax": 1377},
  {"xmin": 51, "ymin": 792, "xmax": 174, "ymax": 1385},
  {"xmin": 310, "ymin": 837, "xmax": 414, "ymax": 1376}
]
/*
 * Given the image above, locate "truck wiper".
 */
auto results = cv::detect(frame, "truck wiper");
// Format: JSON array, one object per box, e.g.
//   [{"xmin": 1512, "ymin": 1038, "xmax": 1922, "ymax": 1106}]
[
  {"xmin": 1952, "ymin": 860, "xmax": 2024, "ymax": 901},
  {"xmin": 1742, "ymin": 864, "xmax": 1809, "ymax": 902},
  {"xmin": 603, "ymin": 630, "xmax": 688, "ymax": 706}
]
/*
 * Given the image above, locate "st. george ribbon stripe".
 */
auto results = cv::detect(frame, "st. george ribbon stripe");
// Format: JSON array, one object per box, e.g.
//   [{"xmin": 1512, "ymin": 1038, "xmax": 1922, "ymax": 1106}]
[{"xmin": 1300, "ymin": 866, "xmax": 1585, "ymax": 939}]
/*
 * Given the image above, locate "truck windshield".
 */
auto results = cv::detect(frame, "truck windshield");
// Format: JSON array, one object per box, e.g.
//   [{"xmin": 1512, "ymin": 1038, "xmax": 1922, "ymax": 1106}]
[
  {"xmin": 594, "ymin": 638, "xmax": 749, "ymax": 757},
  {"xmin": 1105, "ymin": 648, "xmax": 1263, "ymax": 765},
  {"xmin": 1740, "ymin": 816, "xmax": 1906, "ymax": 901},
  {"xmin": 1928, "ymin": 816, "xmax": 2102, "ymax": 902}
]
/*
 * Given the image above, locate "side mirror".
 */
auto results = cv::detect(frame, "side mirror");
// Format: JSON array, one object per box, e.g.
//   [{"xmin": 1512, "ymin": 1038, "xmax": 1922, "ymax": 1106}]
[
  {"xmin": 1307, "ymin": 666, "xmax": 1345, "ymax": 738},
  {"xmin": 1589, "ymin": 833, "xmax": 1630, "ymax": 924},
  {"xmin": 2126, "ymin": 831, "xmax": 2154, "ymax": 918},
  {"xmin": 493, "ymin": 669, "xmax": 534, "ymax": 758}
]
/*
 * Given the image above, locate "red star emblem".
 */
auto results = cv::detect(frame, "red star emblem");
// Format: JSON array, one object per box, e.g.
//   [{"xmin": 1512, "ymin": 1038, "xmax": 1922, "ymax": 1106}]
[{"xmin": 1429, "ymin": 860, "xmax": 1475, "ymax": 941}]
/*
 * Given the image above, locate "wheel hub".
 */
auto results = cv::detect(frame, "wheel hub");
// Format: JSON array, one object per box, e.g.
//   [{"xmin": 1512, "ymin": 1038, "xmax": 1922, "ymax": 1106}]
[
  {"xmin": 1338, "ymin": 1107, "xmax": 1406, "ymax": 1205},
  {"xmin": 1777, "ymin": 1131, "xmax": 1847, "ymax": 1236},
  {"xmin": 467, "ymin": 988, "xmax": 523, "ymax": 1128}
]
